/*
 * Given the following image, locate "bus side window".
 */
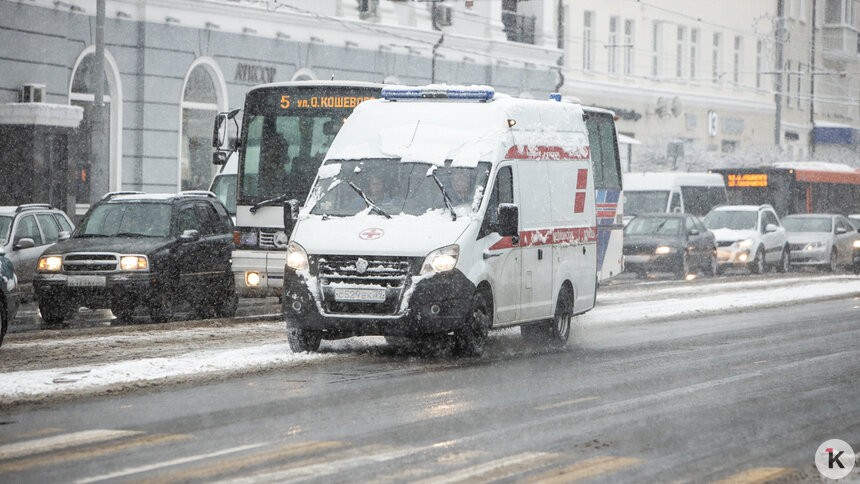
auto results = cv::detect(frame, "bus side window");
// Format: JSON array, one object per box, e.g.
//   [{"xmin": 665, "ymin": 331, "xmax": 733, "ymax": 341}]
[{"xmin": 670, "ymin": 192, "xmax": 682, "ymax": 213}]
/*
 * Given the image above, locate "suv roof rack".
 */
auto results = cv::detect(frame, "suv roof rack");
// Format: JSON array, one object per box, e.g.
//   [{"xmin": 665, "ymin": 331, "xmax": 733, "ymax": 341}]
[
  {"xmin": 101, "ymin": 191, "xmax": 145, "ymax": 201},
  {"xmin": 178, "ymin": 190, "xmax": 217, "ymax": 199},
  {"xmin": 15, "ymin": 203, "xmax": 53, "ymax": 213}
]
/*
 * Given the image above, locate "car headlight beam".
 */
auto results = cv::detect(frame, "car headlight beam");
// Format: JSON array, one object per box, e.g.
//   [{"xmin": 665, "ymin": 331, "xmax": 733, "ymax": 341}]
[
  {"xmin": 120, "ymin": 256, "xmax": 148, "ymax": 271},
  {"xmin": 654, "ymin": 246, "xmax": 673, "ymax": 255},
  {"xmin": 421, "ymin": 245, "xmax": 460, "ymax": 275},
  {"xmin": 286, "ymin": 241, "xmax": 309, "ymax": 272},
  {"xmin": 38, "ymin": 256, "xmax": 62, "ymax": 272}
]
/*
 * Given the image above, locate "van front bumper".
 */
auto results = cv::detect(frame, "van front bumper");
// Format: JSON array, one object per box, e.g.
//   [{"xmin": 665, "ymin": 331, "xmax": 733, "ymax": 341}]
[{"xmin": 282, "ymin": 269, "xmax": 476, "ymax": 338}]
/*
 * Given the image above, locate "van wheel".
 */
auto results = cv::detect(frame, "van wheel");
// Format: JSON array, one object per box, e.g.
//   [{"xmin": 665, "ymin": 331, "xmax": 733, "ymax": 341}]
[
  {"xmin": 453, "ymin": 291, "xmax": 491, "ymax": 357},
  {"xmin": 521, "ymin": 288, "xmax": 573, "ymax": 348},
  {"xmin": 749, "ymin": 247, "xmax": 765, "ymax": 274},
  {"xmin": 287, "ymin": 327, "xmax": 322, "ymax": 353},
  {"xmin": 148, "ymin": 290, "xmax": 174, "ymax": 323}
]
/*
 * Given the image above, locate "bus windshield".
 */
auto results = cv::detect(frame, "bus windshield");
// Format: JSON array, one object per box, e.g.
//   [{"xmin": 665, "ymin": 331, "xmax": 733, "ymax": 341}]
[
  {"xmin": 238, "ymin": 86, "xmax": 379, "ymax": 205},
  {"xmin": 309, "ymin": 159, "xmax": 491, "ymax": 218},
  {"xmin": 624, "ymin": 190, "xmax": 669, "ymax": 216}
]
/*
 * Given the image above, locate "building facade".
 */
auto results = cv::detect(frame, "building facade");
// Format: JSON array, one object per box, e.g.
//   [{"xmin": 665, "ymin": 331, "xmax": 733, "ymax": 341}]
[{"xmin": 0, "ymin": 0, "xmax": 560, "ymax": 208}]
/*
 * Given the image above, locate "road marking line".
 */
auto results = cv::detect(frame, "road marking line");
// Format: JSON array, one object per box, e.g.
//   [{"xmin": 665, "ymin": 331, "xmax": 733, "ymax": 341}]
[
  {"xmin": 0, "ymin": 428, "xmax": 64, "ymax": 443},
  {"xmin": 0, "ymin": 429, "xmax": 143, "ymax": 461},
  {"xmin": 515, "ymin": 456, "xmax": 642, "ymax": 483},
  {"xmin": 416, "ymin": 452, "xmax": 567, "ymax": 484},
  {"xmin": 708, "ymin": 467, "xmax": 796, "ymax": 484},
  {"xmin": 129, "ymin": 440, "xmax": 345, "ymax": 484},
  {"xmin": 0, "ymin": 433, "xmax": 190, "ymax": 473},
  {"xmin": 535, "ymin": 396, "xmax": 599, "ymax": 410},
  {"xmin": 75, "ymin": 442, "xmax": 268, "ymax": 484}
]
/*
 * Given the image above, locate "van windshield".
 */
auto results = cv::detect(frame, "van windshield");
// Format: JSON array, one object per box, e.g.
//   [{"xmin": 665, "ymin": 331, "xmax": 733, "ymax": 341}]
[
  {"xmin": 623, "ymin": 190, "xmax": 669, "ymax": 216},
  {"xmin": 309, "ymin": 159, "xmax": 491, "ymax": 218}
]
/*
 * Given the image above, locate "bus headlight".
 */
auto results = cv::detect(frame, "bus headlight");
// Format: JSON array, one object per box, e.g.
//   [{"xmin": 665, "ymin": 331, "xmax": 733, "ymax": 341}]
[
  {"xmin": 120, "ymin": 256, "xmax": 148, "ymax": 271},
  {"xmin": 245, "ymin": 271, "xmax": 261, "ymax": 286},
  {"xmin": 286, "ymin": 242, "xmax": 309, "ymax": 272},
  {"xmin": 655, "ymin": 246, "xmax": 673, "ymax": 255},
  {"xmin": 421, "ymin": 245, "xmax": 459, "ymax": 275},
  {"xmin": 38, "ymin": 256, "xmax": 62, "ymax": 271}
]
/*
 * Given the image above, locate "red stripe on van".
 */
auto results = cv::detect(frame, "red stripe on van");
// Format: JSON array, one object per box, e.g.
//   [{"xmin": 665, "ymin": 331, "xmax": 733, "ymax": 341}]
[
  {"xmin": 576, "ymin": 169, "xmax": 588, "ymax": 189},
  {"xmin": 574, "ymin": 192, "xmax": 586, "ymax": 213},
  {"xmin": 488, "ymin": 226, "xmax": 597, "ymax": 251},
  {"xmin": 505, "ymin": 145, "xmax": 591, "ymax": 160}
]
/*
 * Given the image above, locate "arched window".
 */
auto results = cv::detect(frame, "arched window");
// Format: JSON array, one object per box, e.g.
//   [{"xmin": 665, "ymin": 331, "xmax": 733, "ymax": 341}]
[
  {"xmin": 291, "ymin": 68, "xmax": 317, "ymax": 81},
  {"xmin": 69, "ymin": 48, "xmax": 122, "ymax": 203},
  {"xmin": 180, "ymin": 60, "xmax": 226, "ymax": 191}
]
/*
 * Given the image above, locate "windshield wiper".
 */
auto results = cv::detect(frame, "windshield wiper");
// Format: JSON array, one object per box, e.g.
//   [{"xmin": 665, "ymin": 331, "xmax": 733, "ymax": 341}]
[
  {"xmin": 250, "ymin": 193, "xmax": 288, "ymax": 214},
  {"xmin": 76, "ymin": 234, "xmax": 108, "ymax": 238},
  {"xmin": 345, "ymin": 181, "xmax": 391, "ymax": 219},
  {"xmin": 429, "ymin": 172, "xmax": 457, "ymax": 221},
  {"xmin": 113, "ymin": 232, "xmax": 158, "ymax": 238}
]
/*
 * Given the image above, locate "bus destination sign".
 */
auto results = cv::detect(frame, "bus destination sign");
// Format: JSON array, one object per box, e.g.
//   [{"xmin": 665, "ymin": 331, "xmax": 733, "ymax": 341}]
[
  {"xmin": 727, "ymin": 173, "xmax": 768, "ymax": 187},
  {"xmin": 279, "ymin": 94, "xmax": 376, "ymax": 109}
]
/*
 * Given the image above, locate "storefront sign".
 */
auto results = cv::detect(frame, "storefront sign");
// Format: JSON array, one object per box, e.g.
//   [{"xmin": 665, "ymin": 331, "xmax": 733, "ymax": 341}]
[{"xmin": 234, "ymin": 64, "xmax": 276, "ymax": 84}]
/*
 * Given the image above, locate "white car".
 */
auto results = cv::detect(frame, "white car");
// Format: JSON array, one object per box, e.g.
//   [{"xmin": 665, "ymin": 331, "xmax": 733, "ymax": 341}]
[
  {"xmin": 703, "ymin": 204, "xmax": 789, "ymax": 274},
  {"xmin": 783, "ymin": 214, "xmax": 859, "ymax": 271}
]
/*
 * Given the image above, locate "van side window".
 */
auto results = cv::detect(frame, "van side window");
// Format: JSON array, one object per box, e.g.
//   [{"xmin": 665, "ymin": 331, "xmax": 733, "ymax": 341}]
[
  {"xmin": 479, "ymin": 166, "xmax": 513, "ymax": 239},
  {"xmin": 670, "ymin": 192, "xmax": 681, "ymax": 212}
]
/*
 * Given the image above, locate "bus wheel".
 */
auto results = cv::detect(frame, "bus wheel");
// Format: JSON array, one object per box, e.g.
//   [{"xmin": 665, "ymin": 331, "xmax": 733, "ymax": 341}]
[
  {"xmin": 454, "ymin": 291, "xmax": 491, "ymax": 357},
  {"xmin": 287, "ymin": 327, "xmax": 322, "ymax": 353}
]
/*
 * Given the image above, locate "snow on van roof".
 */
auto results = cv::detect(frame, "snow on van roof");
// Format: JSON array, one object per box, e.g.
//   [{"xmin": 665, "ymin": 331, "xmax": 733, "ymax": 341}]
[{"xmin": 326, "ymin": 96, "xmax": 588, "ymax": 167}]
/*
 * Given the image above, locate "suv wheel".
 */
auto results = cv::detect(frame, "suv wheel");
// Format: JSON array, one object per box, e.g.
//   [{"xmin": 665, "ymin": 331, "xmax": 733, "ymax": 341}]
[
  {"xmin": 287, "ymin": 327, "xmax": 322, "ymax": 353},
  {"xmin": 706, "ymin": 250, "xmax": 718, "ymax": 277},
  {"xmin": 0, "ymin": 300, "xmax": 6, "ymax": 347},
  {"xmin": 111, "ymin": 300, "xmax": 136, "ymax": 323},
  {"xmin": 214, "ymin": 277, "xmax": 239, "ymax": 318},
  {"xmin": 777, "ymin": 248, "xmax": 790, "ymax": 273},
  {"xmin": 749, "ymin": 247, "xmax": 765, "ymax": 274},
  {"xmin": 675, "ymin": 252, "xmax": 691, "ymax": 280},
  {"xmin": 828, "ymin": 249, "xmax": 838, "ymax": 273},
  {"xmin": 40, "ymin": 298, "xmax": 71, "ymax": 327},
  {"xmin": 148, "ymin": 290, "xmax": 174, "ymax": 323},
  {"xmin": 454, "ymin": 290, "xmax": 491, "ymax": 357}
]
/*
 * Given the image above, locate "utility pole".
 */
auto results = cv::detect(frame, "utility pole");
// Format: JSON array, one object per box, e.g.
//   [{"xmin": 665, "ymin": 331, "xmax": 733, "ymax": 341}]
[
  {"xmin": 90, "ymin": 0, "xmax": 107, "ymax": 204},
  {"xmin": 809, "ymin": 0, "xmax": 817, "ymax": 156},
  {"xmin": 774, "ymin": 0, "xmax": 785, "ymax": 149}
]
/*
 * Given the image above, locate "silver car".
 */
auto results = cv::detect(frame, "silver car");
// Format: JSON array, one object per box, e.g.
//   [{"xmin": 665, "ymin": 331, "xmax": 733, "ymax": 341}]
[
  {"xmin": 0, "ymin": 204, "xmax": 75, "ymax": 294},
  {"xmin": 783, "ymin": 214, "xmax": 858, "ymax": 272}
]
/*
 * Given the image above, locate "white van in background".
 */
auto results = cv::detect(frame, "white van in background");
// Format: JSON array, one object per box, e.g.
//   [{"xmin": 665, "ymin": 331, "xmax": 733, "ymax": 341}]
[
  {"xmin": 208, "ymin": 152, "xmax": 237, "ymax": 223},
  {"xmin": 622, "ymin": 172, "xmax": 727, "ymax": 223},
  {"xmin": 281, "ymin": 85, "xmax": 598, "ymax": 356}
]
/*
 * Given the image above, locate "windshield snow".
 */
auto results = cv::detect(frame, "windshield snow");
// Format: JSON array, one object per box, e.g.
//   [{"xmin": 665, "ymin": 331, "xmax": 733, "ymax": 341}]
[
  {"xmin": 623, "ymin": 191, "xmax": 669, "ymax": 216},
  {"xmin": 624, "ymin": 216, "xmax": 683, "ymax": 236},
  {"xmin": 782, "ymin": 217, "xmax": 832, "ymax": 233},
  {"xmin": 309, "ymin": 159, "xmax": 491, "ymax": 218},
  {"xmin": 703, "ymin": 210, "xmax": 758, "ymax": 231},
  {"xmin": 78, "ymin": 202, "xmax": 173, "ymax": 237}
]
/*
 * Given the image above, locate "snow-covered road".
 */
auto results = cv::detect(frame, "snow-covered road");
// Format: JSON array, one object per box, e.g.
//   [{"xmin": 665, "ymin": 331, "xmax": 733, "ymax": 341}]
[{"xmin": 1, "ymin": 275, "xmax": 857, "ymax": 407}]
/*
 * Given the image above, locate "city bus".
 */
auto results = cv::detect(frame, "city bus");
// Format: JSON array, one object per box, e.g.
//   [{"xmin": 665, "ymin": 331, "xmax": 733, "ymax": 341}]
[
  {"xmin": 212, "ymin": 81, "xmax": 383, "ymax": 297},
  {"xmin": 709, "ymin": 162, "xmax": 860, "ymax": 217},
  {"xmin": 582, "ymin": 106, "xmax": 624, "ymax": 282}
]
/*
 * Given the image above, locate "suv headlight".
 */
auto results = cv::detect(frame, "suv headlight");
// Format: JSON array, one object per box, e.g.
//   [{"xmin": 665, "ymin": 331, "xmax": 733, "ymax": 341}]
[
  {"xmin": 421, "ymin": 245, "xmax": 459, "ymax": 275},
  {"xmin": 38, "ymin": 256, "xmax": 62, "ymax": 272},
  {"xmin": 286, "ymin": 241, "xmax": 309, "ymax": 272},
  {"xmin": 804, "ymin": 241, "xmax": 826, "ymax": 250},
  {"xmin": 854, "ymin": 239, "xmax": 860, "ymax": 248},
  {"xmin": 120, "ymin": 255, "xmax": 148, "ymax": 271},
  {"xmin": 736, "ymin": 239, "xmax": 753, "ymax": 248},
  {"xmin": 655, "ymin": 246, "xmax": 674, "ymax": 255}
]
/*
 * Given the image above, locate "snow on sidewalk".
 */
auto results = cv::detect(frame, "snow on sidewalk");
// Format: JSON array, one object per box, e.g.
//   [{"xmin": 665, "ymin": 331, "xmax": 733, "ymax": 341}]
[{"xmin": 0, "ymin": 275, "xmax": 857, "ymax": 405}]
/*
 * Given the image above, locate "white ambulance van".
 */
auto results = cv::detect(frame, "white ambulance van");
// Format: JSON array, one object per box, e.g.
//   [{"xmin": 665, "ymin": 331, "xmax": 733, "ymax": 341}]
[{"xmin": 282, "ymin": 85, "xmax": 597, "ymax": 356}]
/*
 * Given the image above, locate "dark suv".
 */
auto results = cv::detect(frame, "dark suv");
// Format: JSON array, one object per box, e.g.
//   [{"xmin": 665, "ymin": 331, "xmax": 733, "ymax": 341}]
[{"xmin": 34, "ymin": 191, "xmax": 237, "ymax": 325}]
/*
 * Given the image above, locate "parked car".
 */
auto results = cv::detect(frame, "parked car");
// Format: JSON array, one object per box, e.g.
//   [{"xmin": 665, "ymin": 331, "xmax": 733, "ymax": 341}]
[
  {"xmin": 33, "ymin": 191, "xmax": 237, "ymax": 326},
  {"xmin": 0, "ymin": 204, "xmax": 75, "ymax": 294},
  {"xmin": 0, "ymin": 248, "xmax": 21, "ymax": 347},
  {"xmin": 703, "ymin": 204, "xmax": 789, "ymax": 274},
  {"xmin": 623, "ymin": 213, "xmax": 717, "ymax": 279},
  {"xmin": 782, "ymin": 214, "xmax": 858, "ymax": 272}
]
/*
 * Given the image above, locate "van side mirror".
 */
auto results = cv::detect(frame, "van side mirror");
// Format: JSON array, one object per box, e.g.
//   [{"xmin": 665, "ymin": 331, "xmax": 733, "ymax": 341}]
[
  {"xmin": 14, "ymin": 237, "xmax": 35, "ymax": 250},
  {"xmin": 497, "ymin": 203, "xmax": 519, "ymax": 237},
  {"xmin": 180, "ymin": 229, "xmax": 201, "ymax": 243},
  {"xmin": 284, "ymin": 199, "xmax": 300, "ymax": 235},
  {"xmin": 58, "ymin": 231, "xmax": 71, "ymax": 241},
  {"xmin": 765, "ymin": 223, "xmax": 778, "ymax": 233}
]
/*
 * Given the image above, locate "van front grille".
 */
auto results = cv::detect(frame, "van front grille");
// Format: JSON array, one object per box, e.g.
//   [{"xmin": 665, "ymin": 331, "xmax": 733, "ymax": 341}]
[{"xmin": 314, "ymin": 255, "xmax": 419, "ymax": 316}]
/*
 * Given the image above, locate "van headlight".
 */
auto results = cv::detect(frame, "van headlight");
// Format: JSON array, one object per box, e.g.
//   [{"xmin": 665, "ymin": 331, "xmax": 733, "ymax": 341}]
[
  {"xmin": 120, "ymin": 256, "xmax": 148, "ymax": 271},
  {"xmin": 38, "ymin": 256, "xmax": 62, "ymax": 272},
  {"xmin": 737, "ymin": 239, "xmax": 753, "ymax": 248},
  {"xmin": 421, "ymin": 245, "xmax": 459, "ymax": 275},
  {"xmin": 286, "ymin": 241, "xmax": 309, "ymax": 272}
]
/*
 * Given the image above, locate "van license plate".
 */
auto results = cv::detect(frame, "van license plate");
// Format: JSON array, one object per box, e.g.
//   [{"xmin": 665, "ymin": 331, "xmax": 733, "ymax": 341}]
[
  {"xmin": 67, "ymin": 275, "xmax": 106, "ymax": 287},
  {"xmin": 334, "ymin": 288, "xmax": 386, "ymax": 303}
]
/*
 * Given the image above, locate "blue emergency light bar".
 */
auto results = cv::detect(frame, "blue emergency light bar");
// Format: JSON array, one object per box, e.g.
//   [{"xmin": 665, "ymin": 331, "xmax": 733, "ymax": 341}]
[{"xmin": 382, "ymin": 85, "xmax": 495, "ymax": 101}]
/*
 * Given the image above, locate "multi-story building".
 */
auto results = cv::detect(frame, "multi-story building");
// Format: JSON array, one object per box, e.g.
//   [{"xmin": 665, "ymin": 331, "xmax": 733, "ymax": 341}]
[{"xmin": 0, "ymin": 0, "xmax": 560, "ymax": 210}]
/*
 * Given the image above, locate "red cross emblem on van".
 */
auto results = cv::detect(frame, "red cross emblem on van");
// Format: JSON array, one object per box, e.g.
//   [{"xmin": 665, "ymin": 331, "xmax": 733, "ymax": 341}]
[
  {"xmin": 359, "ymin": 228, "xmax": 384, "ymax": 240},
  {"xmin": 574, "ymin": 168, "xmax": 588, "ymax": 213}
]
